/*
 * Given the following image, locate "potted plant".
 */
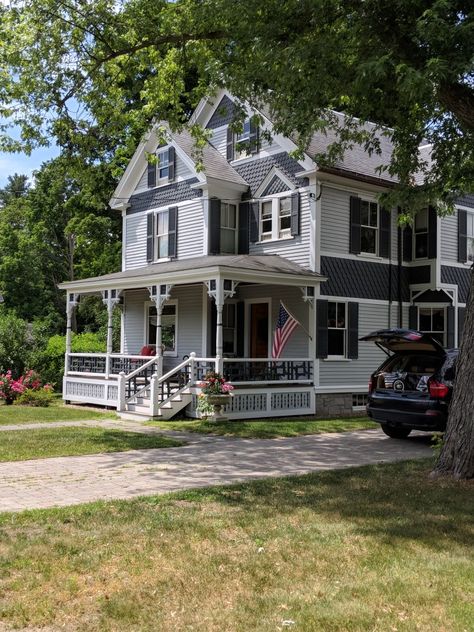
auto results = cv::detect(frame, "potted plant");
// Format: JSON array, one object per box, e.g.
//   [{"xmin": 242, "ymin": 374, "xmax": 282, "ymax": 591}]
[{"xmin": 197, "ymin": 371, "xmax": 234, "ymax": 420}]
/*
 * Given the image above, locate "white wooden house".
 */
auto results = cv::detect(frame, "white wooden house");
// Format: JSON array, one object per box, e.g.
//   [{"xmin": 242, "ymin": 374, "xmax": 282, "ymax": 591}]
[{"xmin": 59, "ymin": 90, "xmax": 473, "ymax": 419}]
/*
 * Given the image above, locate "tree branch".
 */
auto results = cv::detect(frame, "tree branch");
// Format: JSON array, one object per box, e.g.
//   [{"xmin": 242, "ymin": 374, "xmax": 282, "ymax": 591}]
[{"xmin": 438, "ymin": 81, "xmax": 474, "ymax": 132}]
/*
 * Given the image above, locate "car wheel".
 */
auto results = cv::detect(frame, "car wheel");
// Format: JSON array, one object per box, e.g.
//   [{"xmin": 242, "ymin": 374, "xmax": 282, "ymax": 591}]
[{"xmin": 380, "ymin": 424, "xmax": 412, "ymax": 439}]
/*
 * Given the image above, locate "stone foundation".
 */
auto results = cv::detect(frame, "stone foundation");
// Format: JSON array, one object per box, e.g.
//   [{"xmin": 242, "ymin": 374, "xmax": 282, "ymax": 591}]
[{"xmin": 315, "ymin": 393, "xmax": 366, "ymax": 418}]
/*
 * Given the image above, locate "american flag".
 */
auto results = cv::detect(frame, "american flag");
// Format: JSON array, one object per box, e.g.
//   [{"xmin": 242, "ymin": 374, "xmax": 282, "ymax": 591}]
[{"xmin": 272, "ymin": 302, "xmax": 300, "ymax": 359}]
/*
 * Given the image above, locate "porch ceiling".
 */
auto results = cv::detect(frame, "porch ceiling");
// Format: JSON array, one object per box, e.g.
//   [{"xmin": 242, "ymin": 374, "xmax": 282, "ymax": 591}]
[{"xmin": 59, "ymin": 255, "xmax": 326, "ymax": 293}]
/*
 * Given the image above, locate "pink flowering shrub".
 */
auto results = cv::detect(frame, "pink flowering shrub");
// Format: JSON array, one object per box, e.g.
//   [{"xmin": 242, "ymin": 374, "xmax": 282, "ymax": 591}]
[
  {"xmin": 0, "ymin": 370, "xmax": 53, "ymax": 405},
  {"xmin": 198, "ymin": 371, "xmax": 234, "ymax": 395}
]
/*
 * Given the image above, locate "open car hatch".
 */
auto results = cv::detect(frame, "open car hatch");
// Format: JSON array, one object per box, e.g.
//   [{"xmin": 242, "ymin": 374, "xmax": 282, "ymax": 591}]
[{"xmin": 360, "ymin": 328, "xmax": 446, "ymax": 355}]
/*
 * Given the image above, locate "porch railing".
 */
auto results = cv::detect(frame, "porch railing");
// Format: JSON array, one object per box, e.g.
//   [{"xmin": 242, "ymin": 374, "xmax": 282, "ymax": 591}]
[
  {"xmin": 67, "ymin": 353, "xmax": 151, "ymax": 378},
  {"xmin": 222, "ymin": 358, "xmax": 313, "ymax": 384}
]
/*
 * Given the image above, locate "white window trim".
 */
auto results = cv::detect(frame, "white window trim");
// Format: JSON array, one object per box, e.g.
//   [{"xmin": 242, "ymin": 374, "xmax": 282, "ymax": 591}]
[
  {"xmin": 359, "ymin": 198, "xmax": 379, "ymax": 256},
  {"xmin": 144, "ymin": 299, "xmax": 179, "ymax": 357},
  {"xmin": 156, "ymin": 147, "xmax": 170, "ymax": 184},
  {"xmin": 220, "ymin": 202, "xmax": 238, "ymax": 254},
  {"xmin": 465, "ymin": 209, "xmax": 474, "ymax": 264},
  {"xmin": 258, "ymin": 191, "xmax": 294, "ymax": 243},
  {"xmin": 327, "ymin": 301, "xmax": 347, "ymax": 359},
  {"xmin": 417, "ymin": 305, "xmax": 446, "ymax": 347},
  {"xmin": 153, "ymin": 208, "xmax": 171, "ymax": 262}
]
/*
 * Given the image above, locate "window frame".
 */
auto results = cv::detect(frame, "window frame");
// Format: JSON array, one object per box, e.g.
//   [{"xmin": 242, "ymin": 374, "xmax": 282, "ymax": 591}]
[
  {"xmin": 156, "ymin": 147, "xmax": 170, "ymax": 182},
  {"xmin": 466, "ymin": 210, "xmax": 474, "ymax": 263},
  {"xmin": 234, "ymin": 119, "xmax": 252, "ymax": 160},
  {"xmin": 154, "ymin": 208, "xmax": 170, "ymax": 261},
  {"xmin": 220, "ymin": 202, "xmax": 238, "ymax": 254},
  {"xmin": 145, "ymin": 299, "xmax": 178, "ymax": 357},
  {"xmin": 258, "ymin": 192, "xmax": 294, "ymax": 242},
  {"xmin": 417, "ymin": 306, "xmax": 446, "ymax": 347},
  {"xmin": 359, "ymin": 199, "xmax": 379, "ymax": 256},
  {"xmin": 413, "ymin": 207, "xmax": 429, "ymax": 260},
  {"xmin": 327, "ymin": 301, "xmax": 347, "ymax": 358},
  {"xmin": 222, "ymin": 302, "xmax": 237, "ymax": 357}
]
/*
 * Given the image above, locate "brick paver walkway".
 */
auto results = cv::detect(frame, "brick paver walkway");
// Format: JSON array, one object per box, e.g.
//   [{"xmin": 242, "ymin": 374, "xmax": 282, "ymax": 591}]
[{"xmin": 0, "ymin": 421, "xmax": 432, "ymax": 512}]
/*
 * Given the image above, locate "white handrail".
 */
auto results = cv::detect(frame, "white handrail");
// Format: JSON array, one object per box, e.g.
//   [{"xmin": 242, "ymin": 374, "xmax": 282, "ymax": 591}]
[
  {"xmin": 126, "ymin": 356, "xmax": 158, "ymax": 380},
  {"xmin": 156, "ymin": 356, "xmax": 193, "ymax": 384},
  {"xmin": 222, "ymin": 357, "xmax": 312, "ymax": 362}
]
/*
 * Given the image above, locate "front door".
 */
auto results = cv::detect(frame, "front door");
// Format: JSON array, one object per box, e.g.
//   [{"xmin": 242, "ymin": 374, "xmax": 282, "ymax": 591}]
[{"xmin": 250, "ymin": 303, "xmax": 269, "ymax": 357}]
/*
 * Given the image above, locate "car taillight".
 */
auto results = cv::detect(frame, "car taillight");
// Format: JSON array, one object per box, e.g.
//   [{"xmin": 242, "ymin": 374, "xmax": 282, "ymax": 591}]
[
  {"xmin": 428, "ymin": 379, "xmax": 449, "ymax": 399},
  {"xmin": 368, "ymin": 376, "xmax": 374, "ymax": 393}
]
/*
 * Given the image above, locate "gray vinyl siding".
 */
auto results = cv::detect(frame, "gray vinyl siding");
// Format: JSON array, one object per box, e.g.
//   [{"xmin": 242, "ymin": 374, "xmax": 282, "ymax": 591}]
[
  {"xmin": 321, "ymin": 186, "xmax": 399, "ymax": 259},
  {"xmin": 124, "ymin": 198, "xmax": 204, "ymax": 269},
  {"xmin": 319, "ymin": 301, "xmax": 396, "ymax": 387},
  {"xmin": 122, "ymin": 289, "xmax": 148, "ymax": 354},
  {"xmin": 236, "ymin": 285, "xmax": 310, "ymax": 358},
  {"xmin": 249, "ymin": 190, "xmax": 311, "ymax": 268},
  {"xmin": 122, "ymin": 285, "xmax": 203, "ymax": 369},
  {"xmin": 441, "ymin": 211, "xmax": 458, "ymax": 263},
  {"xmin": 320, "ymin": 187, "xmax": 350, "ymax": 253}
]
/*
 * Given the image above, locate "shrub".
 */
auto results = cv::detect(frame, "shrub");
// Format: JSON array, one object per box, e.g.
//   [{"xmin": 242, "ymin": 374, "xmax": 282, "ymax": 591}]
[
  {"xmin": 0, "ymin": 310, "xmax": 32, "ymax": 377},
  {"xmin": 0, "ymin": 370, "xmax": 52, "ymax": 405},
  {"xmin": 13, "ymin": 387, "xmax": 55, "ymax": 407}
]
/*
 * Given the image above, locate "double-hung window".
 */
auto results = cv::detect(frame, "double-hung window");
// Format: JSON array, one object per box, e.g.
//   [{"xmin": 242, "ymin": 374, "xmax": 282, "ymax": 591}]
[
  {"xmin": 147, "ymin": 302, "xmax": 178, "ymax": 355},
  {"xmin": 467, "ymin": 212, "xmax": 474, "ymax": 262},
  {"xmin": 222, "ymin": 303, "xmax": 236, "ymax": 355},
  {"xmin": 360, "ymin": 200, "xmax": 379, "ymax": 255},
  {"xmin": 327, "ymin": 302, "xmax": 347, "ymax": 357},
  {"xmin": 418, "ymin": 307, "xmax": 445, "ymax": 346},
  {"xmin": 220, "ymin": 203, "xmax": 237, "ymax": 253},
  {"xmin": 259, "ymin": 195, "xmax": 294, "ymax": 242},
  {"xmin": 235, "ymin": 120, "xmax": 251, "ymax": 160},
  {"xmin": 414, "ymin": 208, "xmax": 428, "ymax": 259},
  {"xmin": 155, "ymin": 210, "xmax": 169, "ymax": 260},
  {"xmin": 157, "ymin": 148, "xmax": 170, "ymax": 181}
]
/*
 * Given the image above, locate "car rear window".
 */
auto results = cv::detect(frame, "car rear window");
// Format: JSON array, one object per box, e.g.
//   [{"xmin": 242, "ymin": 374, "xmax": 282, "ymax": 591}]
[{"xmin": 375, "ymin": 354, "xmax": 444, "ymax": 392}]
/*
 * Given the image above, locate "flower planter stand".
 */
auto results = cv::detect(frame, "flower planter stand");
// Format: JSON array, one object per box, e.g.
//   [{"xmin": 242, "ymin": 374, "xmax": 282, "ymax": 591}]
[{"xmin": 206, "ymin": 394, "xmax": 231, "ymax": 421}]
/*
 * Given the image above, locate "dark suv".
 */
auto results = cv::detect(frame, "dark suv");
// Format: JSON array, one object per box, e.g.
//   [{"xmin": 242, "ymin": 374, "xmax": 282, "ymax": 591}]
[{"xmin": 361, "ymin": 329, "xmax": 457, "ymax": 439}]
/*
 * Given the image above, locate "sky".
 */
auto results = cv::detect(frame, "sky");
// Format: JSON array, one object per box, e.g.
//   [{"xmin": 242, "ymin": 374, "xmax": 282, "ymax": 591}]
[{"xmin": 0, "ymin": 145, "xmax": 59, "ymax": 187}]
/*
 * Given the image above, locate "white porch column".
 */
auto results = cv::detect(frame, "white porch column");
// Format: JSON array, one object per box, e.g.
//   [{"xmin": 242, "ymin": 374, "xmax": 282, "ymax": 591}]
[
  {"xmin": 206, "ymin": 278, "xmax": 239, "ymax": 375},
  {"xmin": 65, "ymin": 293, "xmax": 79, "ymax": 377},
  {"xmin": 301, "ymin": 286, "xmax": 316, "ymax": 385},
  {"xmin": 101, "ymin": 289, "xmax": 122, "ymax": 378},
  {"xmin": 148, "ymin": 284, "xmax": 174, "ymax": 379}
]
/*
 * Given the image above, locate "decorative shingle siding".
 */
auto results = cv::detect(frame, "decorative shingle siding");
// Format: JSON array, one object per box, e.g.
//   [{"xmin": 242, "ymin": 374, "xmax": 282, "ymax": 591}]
[
  {"xmin": 249, "ymin": 190, "xmax": 311, "ymax": 268},
  {"xmin": 234, "ymin": 152, "xmax": 306, "ymax": 197},
  {"xmin": 441, "ymin": 266, "xmax": 471, "ymax": 303},
  {"xmin": 320, "ymin": 256, "xmax": 410, "ymax": 302},
  {"xmin": 134, "ymin": 153, "xmax": 194, "ymax": 193},
  {"xmin": 127, "ymin": 178, "xmax": 201, "ymax": 215},
  {"xmin": 262, "ymin": 175, "xmax": 290, "ymax": 196},
  {"xmin": 456, "ymin": 194, "xmax": 474, "ymax": 209},
  {"xmin": 206, "ymin": 95, "xmax": 238, "ymax": 129}
]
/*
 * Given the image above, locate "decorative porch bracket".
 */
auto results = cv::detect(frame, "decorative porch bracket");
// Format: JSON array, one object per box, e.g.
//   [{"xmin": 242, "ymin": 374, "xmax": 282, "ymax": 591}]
[
  {"xmin": 300, "ymin": 286, "xmax": 315, "ymax": 307},
  {"xmin": 206, "ymin": 279, "xmax": 239, "ymax": 374},
  {"xmin": 101, "ymin": 289, "xmax": 123, "ymax": 377},
  {"xmin": 65, "ymin": 293, "xmax": 80, "ymax": 377},
  {"xmin": 148, "ymin": 284, "xmax": 174, "ymax": 377}
]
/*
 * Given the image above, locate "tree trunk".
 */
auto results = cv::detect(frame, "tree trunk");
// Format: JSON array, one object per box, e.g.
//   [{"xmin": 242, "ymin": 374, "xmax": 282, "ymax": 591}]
[{"xmin": 432, "ymin": 266, "xmax": 474, "ymax": 479}]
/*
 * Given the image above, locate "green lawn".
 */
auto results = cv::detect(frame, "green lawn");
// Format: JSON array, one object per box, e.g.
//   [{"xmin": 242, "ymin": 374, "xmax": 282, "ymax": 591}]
[
  {"xmin": 0, "ymin": 427, "xmax": 183, "ymax": 461},
  {"xmin": 148, "ymin": 416, "xmax": 378, "ymax": 438},
  {"xmin": 0, "ymin": 460, "xmax": 472, "ymax": 631},
  {"xmin": 0, "ymin": 401, "xmax": 117, "ymax": 425}
]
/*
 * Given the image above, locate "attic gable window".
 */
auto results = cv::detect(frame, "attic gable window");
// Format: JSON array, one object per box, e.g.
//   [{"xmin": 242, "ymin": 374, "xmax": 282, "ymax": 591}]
[
  {"xmin": 147, "ymin": 146, "xmax": 175, "ymax": 187},
  {"xmin": 226, "ymin": 118, "xmax": 259, "ymax": 161}
]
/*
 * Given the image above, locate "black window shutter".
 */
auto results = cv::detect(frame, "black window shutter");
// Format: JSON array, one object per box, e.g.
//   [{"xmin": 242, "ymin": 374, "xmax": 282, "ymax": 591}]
[
  {"xmin": 428, "ymin": 206, "xmax": 437, "ymax": 259},
  {"xmin": 209, "ymin": 198, "xmax": 221, "ymax": 255},
  {"xmin": 146, "ymin": 213, "xmax": 154, "ymax": 262},
  {"xmin": 168, "ymin": 206, "xmax": 178, "ymax": 258},
  {"xmin": 349, "ymin": 196, "xmax": 361, "ymax": 254},
  {"xmin": 238, "ymin": 202, "xmax": 250, "ymax": 254},
  {"xmin": 249, "ymin": 201, "xmax": 259, "ymax": 243},
  {"xmin": 458, "ymin": 307, "xmax": 466, "ymax": 345},
  {"xmin": 403, "ymin": 225, "xmax": 413, "ymax": 262},
  {"xmin": 290, "ymin": 192, "xmax": 300, "ymax": 236},
  {"xmin": 446, "ymin": 306, "xmax": 455, "ymax": 348},
  {"xmin": 168, "ymin": 146, "xmax": 175, "ymax": 182},
  {"xmin": 409, "ymin": 305, "xmax": 418, "ymax": 330},
  {"xmin": 226, "ymin": 127, "xmax": 234, "ymax": 161},
  {"xmin": 379, "ymin": 207, "xmax": 391, "ymax": 258},
  {"xmin": 236, "ymin": 301, "xmax": 245, "ymax": 357},
  {"xmin": 458, "ymin": 209, "xmax": 467, "ymax": 263},
  {"xmin": 347, "ymin": 302, "xmax": 359, "ymax": 359},
  {"xmin": 249, "ymin": 119, "xmax": 259, "ymax": 155},
  {"xmin": 147, "ymin": 159, "xmax": 156, "ymax": 188},
  {"xmin": 316, "ymin": 299, "xmax": 328, "ymax": 359}
]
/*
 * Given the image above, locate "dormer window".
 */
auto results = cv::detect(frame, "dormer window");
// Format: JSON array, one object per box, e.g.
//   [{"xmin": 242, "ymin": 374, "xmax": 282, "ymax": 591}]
[
  {"xmin": 147, "ymin": 146, "xmax": 175, "ymax": 187},
  {"xmin": 226, "ymin": 119, "xmax": 259, "ymax": 161}
]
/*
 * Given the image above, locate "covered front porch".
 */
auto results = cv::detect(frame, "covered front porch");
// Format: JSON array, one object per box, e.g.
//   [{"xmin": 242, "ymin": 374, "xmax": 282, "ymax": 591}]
[{"xmin": 59, "ymin": 255, "xmax": 325, "ymax": 419}]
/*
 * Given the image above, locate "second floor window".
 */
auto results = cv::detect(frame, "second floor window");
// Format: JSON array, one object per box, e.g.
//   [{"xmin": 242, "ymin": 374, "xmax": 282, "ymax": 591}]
[
  {"xmin": 155, "ymin": 210, "xmax": 169, "ymax": 259},
  {"xmin": 220, "ymin": 203, "xmax": 237, "ymax": 253},
  {"xmin": 260, "ymin": 200, "xmax": 273, "ymax": 241},
  {"xmin": 259, "ymin": 195, "xmax": 294, "ymax": 242},
  {"xmin": 414, "ymin": 208, "xmax": 428, "ymax": 259},
  {"xmin": 467, "ymin": 212, "xmax": 474, "ymax": 262},
  {"xmin": 157, "ymin": 148, "xmax": 169, "ymax": 181},
  {"xmin": 327, "ymin": 301, "xmax": 347, "ymax": 357},
  {"xmin": 360, "ymin": 200, "xmax": 379, "ymax": 254},
  {"xmin": 418, "ymin": 307, "xmax": 445, "ymax": 346}
]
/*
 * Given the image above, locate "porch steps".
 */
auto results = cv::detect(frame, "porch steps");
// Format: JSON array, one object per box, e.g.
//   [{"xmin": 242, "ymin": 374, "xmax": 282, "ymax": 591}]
[{"xmin": 119, "ymin": 387, "xmax": 193, "ymax": 420}]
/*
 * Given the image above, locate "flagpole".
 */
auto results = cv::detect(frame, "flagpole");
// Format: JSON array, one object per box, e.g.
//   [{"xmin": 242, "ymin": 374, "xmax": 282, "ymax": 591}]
[{"xmin": 280, "ymin": 301, "xmax": 313, "ymax": 341}]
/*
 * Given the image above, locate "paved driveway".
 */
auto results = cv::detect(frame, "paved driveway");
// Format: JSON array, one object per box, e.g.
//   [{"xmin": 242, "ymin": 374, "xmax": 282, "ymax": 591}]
[{"xmin": 0, "ymin": 425, "xmax": 432, "ymax": 512}]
